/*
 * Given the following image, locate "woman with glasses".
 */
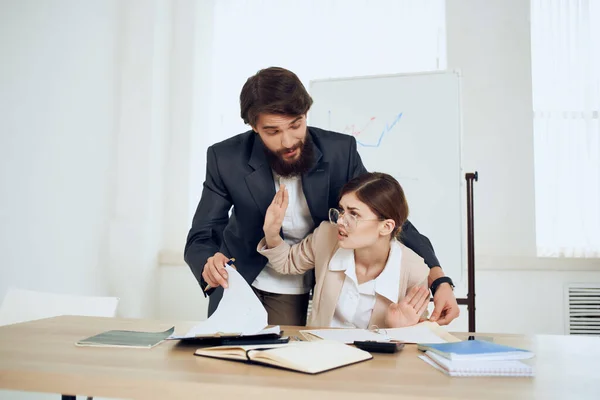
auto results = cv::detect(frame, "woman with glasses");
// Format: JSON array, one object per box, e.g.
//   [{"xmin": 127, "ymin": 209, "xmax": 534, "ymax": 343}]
[{"xmin": 257, "ymin": 172, "xmax": 431, "ymax": 329}]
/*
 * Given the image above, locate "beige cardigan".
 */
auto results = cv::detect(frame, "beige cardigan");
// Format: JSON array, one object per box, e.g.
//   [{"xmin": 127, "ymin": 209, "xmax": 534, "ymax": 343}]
[{"xmin": 257, "ymin": 222, "xmax": 430, "ymax": 328}]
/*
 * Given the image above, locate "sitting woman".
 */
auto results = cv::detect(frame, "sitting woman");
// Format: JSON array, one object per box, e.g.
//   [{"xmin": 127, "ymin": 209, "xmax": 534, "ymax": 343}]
[{"xmin": 259, "ymin": 172, "xmax": 430, "ymax": 329}]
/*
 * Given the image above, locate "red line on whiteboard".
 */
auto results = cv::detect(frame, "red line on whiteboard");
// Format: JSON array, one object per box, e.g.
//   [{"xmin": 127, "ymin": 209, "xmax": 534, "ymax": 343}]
[{"xmin": 343, "ymin": 117, "xmax": 376, "ymax": 136}]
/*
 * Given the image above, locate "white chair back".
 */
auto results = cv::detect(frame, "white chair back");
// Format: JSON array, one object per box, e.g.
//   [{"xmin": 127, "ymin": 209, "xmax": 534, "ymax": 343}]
[{"xmin": 0, "ymin": 287, "xmax": 119, "ymax": 326}]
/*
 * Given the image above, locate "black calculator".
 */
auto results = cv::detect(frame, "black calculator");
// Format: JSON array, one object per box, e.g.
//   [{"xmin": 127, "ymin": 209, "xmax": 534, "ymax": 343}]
[{"xmin": 353, "ymin": 340, "xmax": 405, "ymax": 353}]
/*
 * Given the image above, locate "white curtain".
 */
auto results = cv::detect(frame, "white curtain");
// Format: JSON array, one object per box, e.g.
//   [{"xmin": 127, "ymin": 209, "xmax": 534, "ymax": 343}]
[
  {"xmin": 205, "ymin": 0, "xmax": 446, "ymax": 146},
  {"xmin": 531, "ymin": 0, "xmax": 600, "ymax": 257}
]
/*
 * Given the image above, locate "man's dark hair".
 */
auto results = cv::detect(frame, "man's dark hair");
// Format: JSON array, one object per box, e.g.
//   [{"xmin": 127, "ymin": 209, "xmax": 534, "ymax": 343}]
[{"xmin": 240, "ymin": 67, "xmax": 313, "ymax": 127}]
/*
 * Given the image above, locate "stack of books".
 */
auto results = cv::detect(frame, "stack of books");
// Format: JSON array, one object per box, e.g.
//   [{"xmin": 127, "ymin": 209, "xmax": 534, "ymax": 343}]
[{"xmin": 418, "ymin": 339, "xmax": 535, "ymax": 377}]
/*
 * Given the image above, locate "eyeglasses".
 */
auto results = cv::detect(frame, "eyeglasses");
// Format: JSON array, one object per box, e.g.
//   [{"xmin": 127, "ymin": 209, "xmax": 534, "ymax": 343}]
[{"xmin": 328, "ymin": 208, "xmax": 384, "ymax": 232}]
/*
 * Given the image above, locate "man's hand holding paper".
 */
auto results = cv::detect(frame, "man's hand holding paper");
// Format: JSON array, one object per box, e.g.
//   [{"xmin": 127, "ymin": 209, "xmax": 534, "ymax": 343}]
[
  {"xmin": 202, "ymin": 252, "xmax": 233, "ymax": 289},
  {"xmin": 175, "ymin": 265, "xmax": 272, "ymax": 339}
]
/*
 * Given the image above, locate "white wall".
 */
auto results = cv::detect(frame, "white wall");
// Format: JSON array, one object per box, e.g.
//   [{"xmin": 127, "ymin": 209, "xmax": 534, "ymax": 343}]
[
  {"xmin": 0, "ymin": 0, "xmax": 119, "ymax": 301},
  {"xmin": 448, "ymin": 0, "xmax": 537, "ymax": 258},
  {"xmin": 0, "ymin": 0, "xmax": 177, "ymax": 321},
  {"xmin": 157, "ymin": 0, "xmax": 215, "ymax": 321},
  {"xmin": 106, "ymin": 0, "xmax": 172, "ymax": 319},
  {"xmin": 0, "ymin": 1, "xmax": 120, "ymax": 399},
  {"xmin": 446, "ymin": 0, "xmax": 600, "ymax": 334}
]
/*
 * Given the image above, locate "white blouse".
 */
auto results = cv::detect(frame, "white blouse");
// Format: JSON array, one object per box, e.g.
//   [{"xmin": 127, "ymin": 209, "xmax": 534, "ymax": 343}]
[{"xmin": 329, "ymin": 240, "xmax": 403, "ymax": 329}]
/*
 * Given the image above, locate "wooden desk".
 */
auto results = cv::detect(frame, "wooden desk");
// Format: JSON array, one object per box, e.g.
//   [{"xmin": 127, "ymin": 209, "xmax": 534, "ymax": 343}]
[{"xmin": 0, "ymin": 316, "xmax": 598, "ymax": 399}]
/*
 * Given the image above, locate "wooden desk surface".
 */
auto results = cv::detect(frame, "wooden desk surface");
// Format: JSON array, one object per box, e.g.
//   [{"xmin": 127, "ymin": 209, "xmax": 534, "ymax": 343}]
[{"xmin": 0, "ymin": 316, "xmax": 598, "ymax": 400}]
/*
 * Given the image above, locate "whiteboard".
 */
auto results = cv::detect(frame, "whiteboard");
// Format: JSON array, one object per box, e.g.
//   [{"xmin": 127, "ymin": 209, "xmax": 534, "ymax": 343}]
[{"xmin": 309, "ymin": 71, "xmax": 465, "ymax": 283}]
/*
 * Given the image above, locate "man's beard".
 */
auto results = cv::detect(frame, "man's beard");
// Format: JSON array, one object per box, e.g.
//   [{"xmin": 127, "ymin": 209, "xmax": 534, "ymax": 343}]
[{"xmin": 263, "ymin": 132, "xmax": 315, "ymax": 177}]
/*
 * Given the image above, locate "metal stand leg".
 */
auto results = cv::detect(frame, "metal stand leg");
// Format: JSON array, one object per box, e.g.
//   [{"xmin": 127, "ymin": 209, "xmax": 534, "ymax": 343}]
[
  {"xmin": 465, "ymin": 171, "xmax": 478, "ymax": 333},
  {"xmin": 61, "ymin": 394, "xmax": 94, "ymax": 399}
]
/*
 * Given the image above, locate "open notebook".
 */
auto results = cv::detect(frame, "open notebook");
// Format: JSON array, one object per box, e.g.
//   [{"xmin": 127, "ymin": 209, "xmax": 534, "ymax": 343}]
[
  {"xmin": 195, "ymin": 340, "xmax": 372, "ymax": 374},
  {"xmin": 301, "ymin": 321, "xmax": 460, "ymax": 344},
  {"xmin": 420, "ymin": 351, "xmax": 534, "ymax": 377}
]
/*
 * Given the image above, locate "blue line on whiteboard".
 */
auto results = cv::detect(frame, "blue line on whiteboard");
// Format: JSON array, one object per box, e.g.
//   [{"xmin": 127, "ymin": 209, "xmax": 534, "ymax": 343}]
[{"xmin": 355, "ymin": 113, "xmax": 403, "ymax": 148}]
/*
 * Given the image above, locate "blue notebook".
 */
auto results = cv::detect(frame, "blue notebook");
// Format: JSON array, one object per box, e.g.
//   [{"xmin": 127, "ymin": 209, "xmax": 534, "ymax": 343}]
[{"xmin": 417, "ymin": 340, "xmax": 534, "ymax": 361}]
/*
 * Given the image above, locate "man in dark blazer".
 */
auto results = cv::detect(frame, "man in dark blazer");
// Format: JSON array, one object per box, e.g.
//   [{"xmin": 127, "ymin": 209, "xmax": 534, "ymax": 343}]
[{"xmin": 184, "ymin": 67, "xmax": 459, "ymax": 326}]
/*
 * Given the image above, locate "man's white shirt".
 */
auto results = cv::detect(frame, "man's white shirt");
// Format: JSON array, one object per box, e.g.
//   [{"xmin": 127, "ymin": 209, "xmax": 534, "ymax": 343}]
[{"xmin": 251, "ymin": 173, "xmax": 315, "ymax": 294}]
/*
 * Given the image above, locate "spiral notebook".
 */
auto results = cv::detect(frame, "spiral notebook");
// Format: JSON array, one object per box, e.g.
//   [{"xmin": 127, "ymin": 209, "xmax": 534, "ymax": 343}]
[{"xmin": 420, "ymin": 351, "xmax": 534, "ymax": 377}]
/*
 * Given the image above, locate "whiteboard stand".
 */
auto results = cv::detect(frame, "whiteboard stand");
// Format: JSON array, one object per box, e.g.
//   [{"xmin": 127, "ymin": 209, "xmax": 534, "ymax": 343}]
[{"xmin": 462, "ymin": 171, "xmax": 478, "ymax": 333}]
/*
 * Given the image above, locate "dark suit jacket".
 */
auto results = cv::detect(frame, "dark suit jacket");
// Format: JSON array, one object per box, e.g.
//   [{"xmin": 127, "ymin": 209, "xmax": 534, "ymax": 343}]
[{"xmin": 184, "ymin": 127, "xmax": 440, "ymax": 315}]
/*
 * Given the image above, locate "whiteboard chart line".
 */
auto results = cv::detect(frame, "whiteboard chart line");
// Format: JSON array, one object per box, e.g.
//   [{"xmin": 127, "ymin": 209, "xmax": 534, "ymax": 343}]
[
  {"xmin": 355, "ymin": 112, "xmax": 403, "ymax": 148},
  {"xmin": 327, "ymin": 111, "xmax": 404, "ymax": 148},
  {"xmin": 342, "ymin": 117, "xmax": 377, "ymax": 136}
]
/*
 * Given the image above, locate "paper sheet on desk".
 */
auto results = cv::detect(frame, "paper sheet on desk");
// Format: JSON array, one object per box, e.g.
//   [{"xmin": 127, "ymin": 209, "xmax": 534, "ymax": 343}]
[
  {"xmin": 384, "ymin": 322, "xmax": 460, "ymax": 344},
  {"xmin": 301, "ymin": 322, "xmax": 459, "ymax": 344},
  {"xmin": 301, "ymin": 329, "xmax": 384, "ymax": 343},
  {"xmin": 179, "ymin": 265, "xmax": 269, "ymax": 338}
]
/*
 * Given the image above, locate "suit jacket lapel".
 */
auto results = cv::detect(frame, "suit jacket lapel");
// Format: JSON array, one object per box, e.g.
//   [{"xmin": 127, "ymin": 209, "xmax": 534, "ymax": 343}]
[
  {"xmin": 245, "ymin": 135, "xmax": 275, "ymax": 217},
  {"xmin": 302, "ymin": 140, "xmax": 330, "ymax": 225}
]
